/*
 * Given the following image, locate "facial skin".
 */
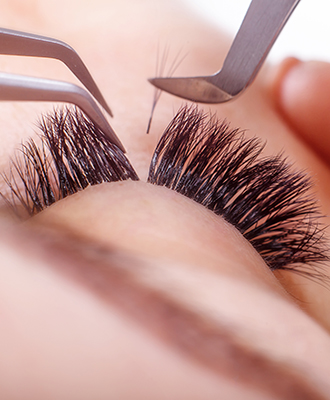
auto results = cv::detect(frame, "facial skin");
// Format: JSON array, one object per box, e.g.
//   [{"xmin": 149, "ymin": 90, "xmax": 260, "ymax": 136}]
[{"xmin": 1, "ymin": 0, "xmax": 330, "ymax": 399}]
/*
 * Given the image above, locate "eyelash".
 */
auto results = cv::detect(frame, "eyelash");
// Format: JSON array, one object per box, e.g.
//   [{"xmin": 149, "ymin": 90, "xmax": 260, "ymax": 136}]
[
  {"xmin": 0, "ymin": 105, "xmax": 327, "ymax": 278},
  {"xmin": 147, "ymin": 106, "xmax": 327, "ymax": 277},
  {"xmin": 1, "ymin": 107, "xmax": 138, "ymax": 216}
]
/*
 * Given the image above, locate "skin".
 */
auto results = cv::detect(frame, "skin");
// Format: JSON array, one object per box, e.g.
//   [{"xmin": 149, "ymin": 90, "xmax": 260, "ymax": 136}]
[{"xmin": 0, "ymin": 0, "xmax": 330, "ymax": 399}]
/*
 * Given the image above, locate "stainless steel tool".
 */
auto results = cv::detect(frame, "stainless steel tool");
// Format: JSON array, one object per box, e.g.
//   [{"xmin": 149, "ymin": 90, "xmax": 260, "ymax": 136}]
[
  {"xmin": 0, "ymin": 29, "xmax": 125, "ymax": 152},
  {"xmin": 149, "ymin": 0, "xmax": 301, "ymax": 103}
]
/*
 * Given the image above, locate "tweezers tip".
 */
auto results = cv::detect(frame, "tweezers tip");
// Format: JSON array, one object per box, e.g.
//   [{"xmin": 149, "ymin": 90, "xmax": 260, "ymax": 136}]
[
  {"xmin": 102, "ymin": 102, "xmax": 114, "ymax": 118},
  {"xmin": 148, "ymin": 77, "xmax": 162, "ymax": 87},
  {"xmin": 111, "ymin": 134, "xmax": 126, "ymax": 153},
  {"xmin": 148, "ymin": 77, "xmax": 174, "ymax": 94}
]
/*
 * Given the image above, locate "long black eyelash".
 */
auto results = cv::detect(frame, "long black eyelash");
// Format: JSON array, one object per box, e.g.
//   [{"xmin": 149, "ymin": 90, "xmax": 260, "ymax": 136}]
[
  {"xmin": 1, "ymin": 104, "xmax": 327, "ymax": 277},
  {"xmin": 1, "ymin": 107, "xmax": 139, "ymax": 216},
  {"xmin": 148, "ymin": 105, "xmax": 328, "ymax": 274}
]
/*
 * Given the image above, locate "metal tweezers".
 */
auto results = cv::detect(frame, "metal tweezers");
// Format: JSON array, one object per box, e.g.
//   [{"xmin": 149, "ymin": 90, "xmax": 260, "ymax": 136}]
[
  {"xmin": 149, "ymin": 0, "xmax": 301, "ymax": 103},
  {"xmin": 0, "ymin": 28, "xmax": 125, "ymax": 152}
]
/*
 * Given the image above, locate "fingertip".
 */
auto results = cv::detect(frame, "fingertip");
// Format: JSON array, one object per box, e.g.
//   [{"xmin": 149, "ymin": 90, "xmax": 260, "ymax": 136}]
[
  {"xmin": 270, "ymin": 56, "xmax": 302, "ymax": 103},
  {"xmin": 270, "ymin": 58, "xmax": 330, "ymax": 163}
]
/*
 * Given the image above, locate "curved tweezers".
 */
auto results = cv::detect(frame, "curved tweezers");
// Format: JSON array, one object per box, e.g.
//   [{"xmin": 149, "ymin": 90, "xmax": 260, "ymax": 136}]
[
  {"xmin": 149, "ymin": 0, "xmax": 300, "ymax": 103},
  {"xmin": 0, "ymin": 72, "xmax": 125, "ymax": 152},
  {"xmin": 0, "ymin": 27, "xmax": 112, "ymax": 117}
]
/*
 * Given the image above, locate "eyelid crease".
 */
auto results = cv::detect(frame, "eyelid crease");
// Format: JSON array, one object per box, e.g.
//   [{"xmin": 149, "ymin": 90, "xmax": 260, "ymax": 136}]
[{"xmin": 3, "ymin": 221, "xmax": 327, "ymax": 400}]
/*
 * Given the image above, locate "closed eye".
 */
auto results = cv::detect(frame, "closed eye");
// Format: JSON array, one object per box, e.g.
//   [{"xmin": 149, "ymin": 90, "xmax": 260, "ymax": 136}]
[{"xmin": 0, "ymin": 104, "xmax": 328, "ymax": 281}]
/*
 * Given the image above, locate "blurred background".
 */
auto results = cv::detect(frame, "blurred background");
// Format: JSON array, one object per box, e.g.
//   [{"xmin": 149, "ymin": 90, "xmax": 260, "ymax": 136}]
[{"xmin": 182, "ymin": 0, "xmax": 330, "ymax": 63}]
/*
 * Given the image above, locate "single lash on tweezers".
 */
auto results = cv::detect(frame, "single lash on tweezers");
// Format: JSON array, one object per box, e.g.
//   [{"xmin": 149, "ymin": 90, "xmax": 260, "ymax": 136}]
[
  {"xmin": 0, "ymin": 28, "xmax": 125, "ymax": 152},
  {"xmin": 149, "ymin": 0, "xmax": 300, "ymax": 104}
]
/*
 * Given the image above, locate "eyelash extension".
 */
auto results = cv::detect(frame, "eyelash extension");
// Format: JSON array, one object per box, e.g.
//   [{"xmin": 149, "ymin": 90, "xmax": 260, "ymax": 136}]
[
  {"xmin": 147, "ymin": 45, "xmax": 187, "ymax": 134},
  {"xmin": 148, "ymin": 105, "xmax": 328, "ymax": 275},
  {"xmin": 1, "ymin": 106, "xmax": 139, "ymax": 217}
]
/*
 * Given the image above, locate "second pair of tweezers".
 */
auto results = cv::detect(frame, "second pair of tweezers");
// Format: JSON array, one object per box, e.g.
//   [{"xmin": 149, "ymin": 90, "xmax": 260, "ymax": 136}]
[
  {"xmin": 0, "ymin": 28, "xmax": 125, "ymax": 152},
  {"xmin": 150, "ymin": 0, "xmax": 301, "ymax": 103}
]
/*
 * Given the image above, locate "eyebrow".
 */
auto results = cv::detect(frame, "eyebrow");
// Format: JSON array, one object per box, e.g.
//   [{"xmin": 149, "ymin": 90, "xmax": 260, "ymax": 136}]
[{"xmin": 6, "ymin": 221, "xmax": 327, "ymax": 400}]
